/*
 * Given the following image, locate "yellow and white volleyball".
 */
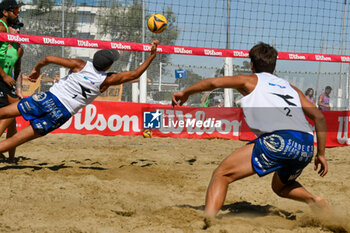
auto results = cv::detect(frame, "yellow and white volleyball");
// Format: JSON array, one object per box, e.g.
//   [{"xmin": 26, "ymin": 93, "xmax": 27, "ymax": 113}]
[
  {"xmin": 147, "ymin": 14, "xmax": 167, "ymax": 33},
  {"xmin": 143, "ymin": 129, "xmax": 153, "ymax": 138}
]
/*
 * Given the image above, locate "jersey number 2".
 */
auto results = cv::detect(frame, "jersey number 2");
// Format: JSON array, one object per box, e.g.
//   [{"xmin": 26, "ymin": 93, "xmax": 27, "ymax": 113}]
[{"xmin": 284, "ymin": 107, "xmax": 292, "ymax": 117}]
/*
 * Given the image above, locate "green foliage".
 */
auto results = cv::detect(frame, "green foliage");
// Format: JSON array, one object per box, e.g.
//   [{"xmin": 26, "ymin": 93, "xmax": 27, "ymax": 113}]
[
  {"xmin": 152, "ymin": 91, "xmax": 173, "ymax": 101},
  {"xmin": 174, "ymin": 69, "xmax": 203, "ymax": 105},
  {"xmin": 97, "ymin": 2, "xmax": 179, "ymax": 78},
  {"xmin": 215, "ymin": 66, "xmax": 224, "ymax": 77},
  {"xmin": 31, "ymin": 0, "xmax": 55, "ymax": 14},
  {"xmin": 98, "ymin": 1, "xmax": 143, "ymax": 43},
  {"xmin": 97, "ymin": 1, "xmax": 180, "ymax": 99},
  {"xmin": 20, "ymin": 0, "xmax": 77, "ymax": 76},
  {"xmin": 145, "ymin": 7, "xmax": 179, "ymax": 83},
  {"xmin": 174, "ymin": 69, "xmax": 202, "ymax": 87},
  {"xmin": 243, "ymin": 60, "xmax": 250, "ymax": 69}
]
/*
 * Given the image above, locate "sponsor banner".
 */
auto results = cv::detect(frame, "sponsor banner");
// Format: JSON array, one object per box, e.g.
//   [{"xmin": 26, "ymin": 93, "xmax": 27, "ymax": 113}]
[
  {"xmin": 0, "ymin": 33, "xmax": 349, "ymax": 63},
  {"xmin": 142, "ymin": 106, "xmax": 242, "ymax": 139},
  {"xmin": 232, "ymin": 50, "xmax": 249, "ymax": 58},
  {"xmin": 314, "ymin": 54, "xmax": 332, "ymax": 62},
  {"xmin": 14, "ymin": 101, "xmax": 350, "ymax": 147}
]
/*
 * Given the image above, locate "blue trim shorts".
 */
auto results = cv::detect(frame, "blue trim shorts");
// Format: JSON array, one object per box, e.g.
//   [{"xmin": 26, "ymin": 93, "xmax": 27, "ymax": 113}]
[
  {"xmin": 17, "ymin": 91, "xmax": 72, "ymax": 136},
  {"xmin": 249, "ymin": 130, "xmax": 314, "ymax": 184}
]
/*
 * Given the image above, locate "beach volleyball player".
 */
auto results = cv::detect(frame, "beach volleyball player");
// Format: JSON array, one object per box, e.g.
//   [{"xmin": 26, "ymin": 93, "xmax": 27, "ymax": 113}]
[
  {"xmin": 0, "ymin": 40, "xmax": 158, "ymax": 162},
  {"xmin": 172, "ymin": 42, "xmax": 329, "ymax": 218}
]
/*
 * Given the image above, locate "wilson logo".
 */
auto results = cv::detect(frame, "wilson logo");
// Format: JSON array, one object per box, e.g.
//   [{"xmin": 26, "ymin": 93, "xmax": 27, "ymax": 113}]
[
  {"xmin": 77, "ymin": 40, "xmax": 98, "ymax": 47},
  {"xmin": 143, "ymin": 45, "xmax": 163, "ymax": 52},
  {"xmin": 204, "ymin": 49, "xmax": 222, "ymax": 56},
  {"xmin": 43, "ymin": 38, "xmax": 65, "ymax": 45},
  {"xmin": 289, "ymin": 54, "xmax": 306, "ymax": 60},
  {"xmin": 315, "ymin": 55, "xmax": 331, "ymax": 61},
  {"xmin": 233, "ymin": 51, "xmax": 249, "ymax": 57},
  {"xmin": 111, "ymin": 43, "xmax": 131, "ymax": 50},
  {"xmin": 7, "ymin": 35, "xmax": 29, "ymax": 42},
  {"xmin": 341, "ymin": 56, "xmax": 350, "ymax": 62},
  {"xmin": 174, "ymin": 47, "xmax": 193, "ymax": 54}
]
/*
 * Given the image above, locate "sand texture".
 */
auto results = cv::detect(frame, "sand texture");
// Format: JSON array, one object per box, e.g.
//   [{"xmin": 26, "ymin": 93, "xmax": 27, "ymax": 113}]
[{"xmin": 0, "ymin": 134, "xmax": 349, "ymax": 233}]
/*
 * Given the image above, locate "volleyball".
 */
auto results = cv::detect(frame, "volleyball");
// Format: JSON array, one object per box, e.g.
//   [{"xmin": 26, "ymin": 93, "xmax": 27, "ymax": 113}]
[
  {"xmin": 147, "ymin": 14, "xmax": 167, "ymax": 33},
  {"xmin": 143, "ymin": 129, "xmax": 153, "ymax": 138}
]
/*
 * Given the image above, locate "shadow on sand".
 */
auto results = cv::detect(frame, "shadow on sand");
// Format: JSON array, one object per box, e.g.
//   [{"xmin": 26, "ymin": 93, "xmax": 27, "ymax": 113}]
[
  {"xmin": 178, "ymin": 201, "xmax": 296, "ymax": 220},
  {"xmin": 0, "ymin": 156, "xmax": 107, "ymax": 171}
]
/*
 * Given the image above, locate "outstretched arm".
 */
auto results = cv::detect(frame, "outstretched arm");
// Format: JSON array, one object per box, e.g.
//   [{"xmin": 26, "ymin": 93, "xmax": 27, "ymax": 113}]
[
  {"xmin": 100, "ymin": 40, "xmax": 159, "ymax": 92},
  {"xmin": 172, "ymin": 74, "xmax": 255, "ymax": 106},
  {"xmin": 292, "ymin": 85, "xmax": 328, "ymax": 177},
  {"xmin": 28, "ymin": 56, "xmax": 86, "ymax": 82}
]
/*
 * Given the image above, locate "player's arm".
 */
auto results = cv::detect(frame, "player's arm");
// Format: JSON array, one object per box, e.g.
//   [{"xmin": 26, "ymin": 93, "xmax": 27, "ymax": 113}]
[
  {"xmin": 14, "ymin": 46, "xmax": 24, "ymax": 98},
  {"xmin": 292, "ymin": 85, "xmax": 328, "ymax": 177},
  {"xmin": 99, "ymin": 40, "xmax": 159, "ymax": 93},
  {"xmin": 0, "ymin": 65, "xmax": 15, "ymax": 87},
  {"xmin": 172, "ymin": 74, "xmax": 253, "ymax": 106},
  {"xmin": 14, "ymin": 44, "xmax": 23, "ymax": 81},
  {"xmin": 28, "ymin": 56, "xmax": 86, "ymax": 82},
  {"xmin": 15, "ymin": 72, "xmax": 23, "ymax": 99}
]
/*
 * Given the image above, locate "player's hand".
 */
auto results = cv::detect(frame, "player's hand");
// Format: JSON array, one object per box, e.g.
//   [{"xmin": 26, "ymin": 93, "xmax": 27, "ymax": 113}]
[
  {"xmin": 172, "ymin": 91, "xmax": 189, "ymax": 107},
  {"xmin": 150, "ymin": 40, "xmax": 159, "ymax": 55},
  {"xmin": 3, "ymin": 74, "xmax": 16, "ymax": 87},
  {"xmin": 28, "ymin": 69, "xmax": 40, "ymax": 82},
  {"xmin": 314, "ymin": 154, "xmax": 328, "ymax": 177},
  {"xmin": 16, "ymin": 89, "xmax": 24, "ymax": 99}
]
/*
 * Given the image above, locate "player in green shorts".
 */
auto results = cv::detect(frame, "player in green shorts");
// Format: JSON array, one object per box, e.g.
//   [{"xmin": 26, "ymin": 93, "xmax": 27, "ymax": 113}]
[{"xmin": 0, "ymin": 21, "xmax": 24, "ymax": 162}]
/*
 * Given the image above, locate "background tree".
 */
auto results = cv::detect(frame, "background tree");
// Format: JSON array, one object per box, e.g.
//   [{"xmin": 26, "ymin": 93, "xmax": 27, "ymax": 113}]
[
  {"xmin": 174, "ymin": 69, "xmax": 203, "ymax": 105},
  {"xmin": 97, "ymin": 1, "xmax": 179, "ymax": 100},
  {"xmin": 20, "ymin": 0, "xmax": 77, "ymax": 76},
  {"xmin": 242, "ymin": 60, "xmax": 250, "ymax": 69}
]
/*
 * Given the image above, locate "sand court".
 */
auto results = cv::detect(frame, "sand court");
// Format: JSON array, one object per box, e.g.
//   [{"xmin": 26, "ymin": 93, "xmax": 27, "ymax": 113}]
[{"xmin": 0, "ymin": 134, "xmax": 349, "ymax": 232}]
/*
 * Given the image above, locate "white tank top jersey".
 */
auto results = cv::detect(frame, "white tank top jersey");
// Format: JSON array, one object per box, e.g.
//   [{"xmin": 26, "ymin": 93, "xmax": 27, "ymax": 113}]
[
  {"xmin": 50, "ymin": 61, "xmax": 107, "ymax": 115},
  {"xmin": 239, "ymin": 72, "xmax": 312, "ymax": 137}
]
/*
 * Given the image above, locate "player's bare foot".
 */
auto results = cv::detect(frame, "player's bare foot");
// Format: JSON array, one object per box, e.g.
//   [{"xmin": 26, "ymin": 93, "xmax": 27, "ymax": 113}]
[
  {"xmin": 0, "ymin": 153, "xmax": 6, "ymax": 161},
  {"xmin": 202, "ymin": 217, "xmax": 213, "ymax": 229},
  {"xmin": 309, "ymin": 197, "xmax": 332, "ymax": 217}
]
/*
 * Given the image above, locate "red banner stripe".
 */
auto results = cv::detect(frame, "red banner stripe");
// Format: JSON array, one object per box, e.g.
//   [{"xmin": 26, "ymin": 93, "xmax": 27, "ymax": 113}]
[
  {"xmin": 0, "ymin": 33, "xmax": 349, "ymax": 63},
  {"xmin": 14, "ymin": 101, "xmax": 350, "ymax": 147}
]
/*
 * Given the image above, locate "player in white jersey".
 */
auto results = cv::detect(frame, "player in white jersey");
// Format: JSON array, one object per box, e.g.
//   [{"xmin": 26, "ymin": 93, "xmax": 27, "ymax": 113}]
[
  {"xmin": 0, "ymin": 40, "xmax": 159, "ymax": 163},
  {"xmin": 172, "ymin": 42, "xmax": 329, "ymax": 219}
]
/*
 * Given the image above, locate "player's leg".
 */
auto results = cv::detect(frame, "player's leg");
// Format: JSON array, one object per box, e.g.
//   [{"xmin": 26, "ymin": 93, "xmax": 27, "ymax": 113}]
[
  {"xmin": 0, "ymin": 124, "xmax": 42, "ymax": 155},
  {"xmin": 0, "ymin": 118, "xmax": 15, "ymax": 137},
  {"xmin": 205, "ymin": 143, "xmax": 256, "ymax": 218},
  {"xmin": 0, "ymin": 101, "xmax": 21, "ymax": 119},
  {"xmin": 271, "ymin": 172, "xmax": 329, "ymax": 211},
  {"xmin": 271, "ymin": 172, "xmax": 316, "ymax": 202},
  {"xmin": 5, "ymin": 95, "xmax": 21, "ymax": 160},
  {"xmin": 6, "ymin": 118, "xmax": 17, "ymax": 160},
  {"xmin": 0, "ymin": 96, "xmax": 19, "ymax": 136}
]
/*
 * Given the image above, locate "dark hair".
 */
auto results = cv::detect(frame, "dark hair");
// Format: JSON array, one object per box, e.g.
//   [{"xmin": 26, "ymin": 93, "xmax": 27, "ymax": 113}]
[
  {"xmin": 249, "ymin": 42, "xmax": 278, "ymax": 73},
  {"xmin": 305, "ymin": 88, "xmax": 314, "ymax": 96},
  {"xmin": 325, "ymin": 86, "xmax": 332, "ymax": 91},
  {"xmin": 93, "ymin": 49, "xmax": 120, "ymax": 71},
  {"xmin": 0, "ymin": 0, "xmax": 21, "ymax": 18}
]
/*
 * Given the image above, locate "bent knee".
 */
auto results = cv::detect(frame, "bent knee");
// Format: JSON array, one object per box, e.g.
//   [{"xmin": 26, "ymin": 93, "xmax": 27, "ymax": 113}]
[
  {"xmin": 211, "ymin": 167, "xmax": 237, "ymax": 183},
  {"xmin": 271, "ymin": 182, "xmax": 289, "ymax": 198},
  {"xmin": 272, "ymin": 186, "xmax": 286, "ymax": 197}
]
